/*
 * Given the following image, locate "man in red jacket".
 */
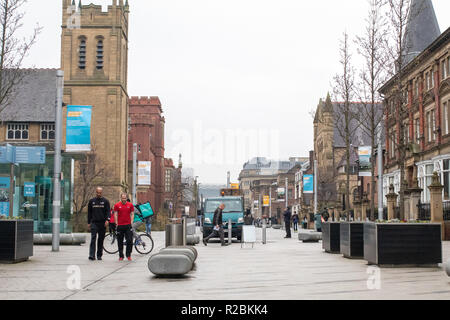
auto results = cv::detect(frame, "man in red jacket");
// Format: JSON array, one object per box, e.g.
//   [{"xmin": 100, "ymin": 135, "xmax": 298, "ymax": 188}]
[{"xmin": 113, "ymin": 193, "xmax": 135, "ymax": 261}]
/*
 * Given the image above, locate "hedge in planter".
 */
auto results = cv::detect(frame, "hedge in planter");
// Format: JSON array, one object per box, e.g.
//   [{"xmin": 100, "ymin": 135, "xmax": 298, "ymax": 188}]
[
  {"xmin": 0, "ymin": 220, "xmax": 34, "ymax": 263},
  {"xmin": 322, "ymin": 222, "xmax": 341, "ymax": 253},
  {"xmin": 340, "ymin": 222, "xmax": 364, "ymax": 259},
  {"xmin": 363, "ymin": 222, "xmax": 442, "ymax": 266}
]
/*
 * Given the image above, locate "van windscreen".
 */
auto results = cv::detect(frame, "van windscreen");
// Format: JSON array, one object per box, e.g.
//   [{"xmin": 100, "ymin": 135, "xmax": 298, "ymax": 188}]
[{"xmin": 205, "ymin": 200, "xmax": 242, "ymax": 213}]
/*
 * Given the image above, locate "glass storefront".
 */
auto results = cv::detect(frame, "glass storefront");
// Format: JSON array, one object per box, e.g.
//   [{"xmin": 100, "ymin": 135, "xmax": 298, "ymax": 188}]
[{"xmin": 0, "ymin": 155, "xmax": 73, "ymax": 233}]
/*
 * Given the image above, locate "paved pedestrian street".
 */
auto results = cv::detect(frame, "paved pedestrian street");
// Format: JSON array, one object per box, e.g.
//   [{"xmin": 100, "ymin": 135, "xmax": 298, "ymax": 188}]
[{"xmin": 0, "ymin": 228, "xmax": 449, "ymax": 300}]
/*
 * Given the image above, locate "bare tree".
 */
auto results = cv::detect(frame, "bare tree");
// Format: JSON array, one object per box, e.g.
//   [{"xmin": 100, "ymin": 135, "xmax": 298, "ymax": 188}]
[
  {"xmin": 72, "ymin": 150, "xmax": 108, "ymax": 229},
  {"xmin": 355, "ymin": 0, "xmax": 388, "ymax": 219},
  {"xmin": 333, "ymin": 32, "xmax": 359, "ymax": 219},
  {"xmin": 0, "ymin": 0, "xmax": 41, "ymax": 115},
  {"xmin": 381, "ymin": 0, "xmax": 419, "ymax": 219}
]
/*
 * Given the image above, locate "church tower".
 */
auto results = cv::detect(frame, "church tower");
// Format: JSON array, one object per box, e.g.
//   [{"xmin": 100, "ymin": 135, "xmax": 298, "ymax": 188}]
[{"xmin": 61, "ymin": 0, "xmax": 130, "ymax": 199}]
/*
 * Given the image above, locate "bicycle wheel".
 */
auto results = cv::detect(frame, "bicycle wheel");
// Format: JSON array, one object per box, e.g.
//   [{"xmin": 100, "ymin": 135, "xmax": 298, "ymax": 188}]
[
  {"xmin": 134, "ymin": 233, "xmax": 154, "ymax": 255},
  {"xmin": 103, "ymin": 233, "xmax": 119, "ymax": 254}
]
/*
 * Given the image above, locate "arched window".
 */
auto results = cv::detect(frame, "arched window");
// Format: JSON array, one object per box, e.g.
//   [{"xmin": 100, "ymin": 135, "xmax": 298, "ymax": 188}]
[
  {"xmin": 78, "ymin": 37, "xmax": 86, "ymax": 70},
  {"xmin": 96, "ymin": 38, "xmax": 104, "ymax": 70}
]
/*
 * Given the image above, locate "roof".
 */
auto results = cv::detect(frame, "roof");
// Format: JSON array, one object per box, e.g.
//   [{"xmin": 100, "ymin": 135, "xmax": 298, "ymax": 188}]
[
  {"xmin": 403, "ymin": 0, "xmax": 441, "ymax": 65},
  {"xmin": 242, "ymin": 157, "xmax": 307, "ymax": 175},
  {"xmin": 332, "ymin": 102, "xmax": 384, "ymax": 148},
  {"xmin": 0, "ymin": 69, "xmax": 59, "ymax": 122}
]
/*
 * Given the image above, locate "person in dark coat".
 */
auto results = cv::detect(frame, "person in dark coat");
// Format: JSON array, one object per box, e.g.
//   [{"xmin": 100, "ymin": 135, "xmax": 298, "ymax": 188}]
[
  {"xmin": 203, "ymin": 203, "xmax": 227, "ymax": 246},
  {"xmin": 292, "ymin": 212, "xmax": 299, "ymax": 232},
  {"xmin": 87, "ymin": 187, "xmax": 110, "ymax": 261},
  {"xmin": 283, "ymin": 207, "xmax": 292, "ymax": 238}
]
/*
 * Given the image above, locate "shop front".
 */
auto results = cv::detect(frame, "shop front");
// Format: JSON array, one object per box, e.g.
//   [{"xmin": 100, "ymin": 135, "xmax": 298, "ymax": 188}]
[{"xmin": 0, "ymin": 155, "xmax": 73, "ymax": 233}]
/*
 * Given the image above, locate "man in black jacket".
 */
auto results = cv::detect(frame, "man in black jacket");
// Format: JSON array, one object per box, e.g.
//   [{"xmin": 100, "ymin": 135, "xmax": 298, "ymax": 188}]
[
  {"xmin": 284, "ymin": 207, "xmax": 292, "ymax": 238},
  {"xmin": 203, "ymin": 203, "xmax": 227, "ymax": 246},
  {"xmin": 87, "ymin": 187, "xmax": 110, "ymax": 261}
]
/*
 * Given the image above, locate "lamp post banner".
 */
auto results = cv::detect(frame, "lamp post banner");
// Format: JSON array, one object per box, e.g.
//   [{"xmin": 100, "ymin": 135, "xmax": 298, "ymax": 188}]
[
  {"xmin": 303, "ymin": 174, "xmax": 314, "ymax": 194},
  {"xmin": 358, "ymin": 146, "xmax": 372, "ymax": 177},
  {"xmin": 66, "ymin": 105, "xmax": 92, "ymax": 152}
]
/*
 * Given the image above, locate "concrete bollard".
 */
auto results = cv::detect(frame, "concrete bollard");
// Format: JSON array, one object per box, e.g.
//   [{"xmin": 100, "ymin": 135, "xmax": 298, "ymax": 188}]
[
  {"xmin": 446, "ymin": 258, "xmax": 450, "ymax": 277},
  {"xmin": 228, "ymin": 219, "xmax": 232, "ymax": 245},
  {"xmin": 262, "ymin": 220, "xmax": 267, "ymax": 244},
  {"xmin": 159, "ymin": 247, "xmax": 196, "ymax": 263},
  {"xmin": 148, "ymin": 254, "xmax": 193, "ymax": 276}
]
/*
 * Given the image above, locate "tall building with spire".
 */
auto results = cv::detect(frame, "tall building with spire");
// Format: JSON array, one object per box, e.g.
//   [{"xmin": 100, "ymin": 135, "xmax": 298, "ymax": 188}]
[
  {"xmin": 61, "ymin": 0, "xmax": 130, "ymax": 201},
  {"xmin": 380, "ymin": 0, "xmax": 450, "ymax": 224},
  {"xmin": 403, "ymin": 0, "xmax": 441, "ymax": 65}
]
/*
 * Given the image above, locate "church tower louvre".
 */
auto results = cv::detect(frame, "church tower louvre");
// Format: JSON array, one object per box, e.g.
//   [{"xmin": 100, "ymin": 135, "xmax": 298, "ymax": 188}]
[{"xmin": 61, "ymin": 0, "xmax": 130, "ymax": 200}]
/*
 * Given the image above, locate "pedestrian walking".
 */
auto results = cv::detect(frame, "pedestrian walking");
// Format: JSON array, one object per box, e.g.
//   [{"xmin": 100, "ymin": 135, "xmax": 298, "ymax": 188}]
[
  {"xmin": 314, "ymin": 211, "xmax": 323, "ymax": 232},
  {"xmin": 87, "ymin": 187, "xmax": 110, "ymax": 261},
  {"xmin": 113, "ymin": 193, "xmax": 135, "ymax": 261},
  {"xmin": 292, "ymin": 212, "xmax": 299, "ymax": 232},
  {"xmin": 283, "ymin": 207, "xmax": 292, "ymax": 238},
  {"xmin": 203, "ymin": 203, "xmax": 227, "ymax": 246},
  {"xmin": 244, "ymin": 210, "xmax": 253, "ymax": 225}
]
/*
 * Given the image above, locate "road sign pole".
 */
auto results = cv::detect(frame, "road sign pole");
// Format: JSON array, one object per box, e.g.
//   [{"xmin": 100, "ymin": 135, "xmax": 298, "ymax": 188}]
[
  {"xmin": 52, "ymin": 70, "xmax": 64, "ymax": 252},
  {"xmin": 132, "ymin": 143, "xmax": 137, "ymax": 204}
]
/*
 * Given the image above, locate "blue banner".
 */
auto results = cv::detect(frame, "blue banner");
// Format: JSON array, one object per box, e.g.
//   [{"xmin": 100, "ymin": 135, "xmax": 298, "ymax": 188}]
[
  {"xmin": 0, "ymin": 144, "xmax": 15, "ymax": 163},
  {"xmin": 0, "ymin": 177, "xmax": 10, "ymax": 216},
  {"xmin": 66, "ymin": 105, "xmax": 92, "ymax": 152},
  {"xmin": 303, "ymin": 174, "xmax": 314, "ymax": 194}
]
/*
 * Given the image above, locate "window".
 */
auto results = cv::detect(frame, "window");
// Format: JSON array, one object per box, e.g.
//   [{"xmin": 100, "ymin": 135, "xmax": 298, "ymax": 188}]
[
  {"xmin": 431, "ymin": 70, "xmax": 435, "ymax": 88},
  {"xmin": 415, "ymin": 118, "xmax": 420, "ymax": 143},
  {"xmin": 425, "ymin": 72, "xmax": 430, "ymax": 90},
  {"xmin": 442, "ymin": 60, "xmax": 447, "ymax": 80},
  {"xmin": 40, "ymin": 123, "xmax": 55, "ymax": 140},
  {"xmin": 7, "ymin": 123, "xmax": 29, "ymax": 140},
  {"xmin": 78, "ymin": 38, "xmax": 86, "ymax": 70},
  {"xmin": 96, "ymin": 39, "xmax": 103, "ymax": 70},
  {"xmin": 165, "ymin": 169, "xmax": 172, "ymax": 193},
  {"xmin": 389, "ymin": 130, "xmax": 396, "ymax": 159},
  {"xmin": 426, "ymin": 111, "xmax": 435, "ymax": 142},
  {"xmin": 444, "ymin": 160, "xmax": 450, "ymax": 201},
  {"xmin": 414, "ymin": 80, "xmax": 419, "ymax": 98},
  {"xmin": 419, "ymin": 164, "xmax": 434, "ymax": 203},
  {"xmin": 403, "ymin": 123, "xmax": 409, "ymax": 144},
  {"xmin": 444, "ymin": 101, "xmax": 449, "ymax": 136}
]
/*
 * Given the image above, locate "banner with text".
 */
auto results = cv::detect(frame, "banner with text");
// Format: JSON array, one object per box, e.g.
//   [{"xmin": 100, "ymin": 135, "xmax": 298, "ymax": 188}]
[
  {"xmin": 358, "ymin": 146, "xmax": 372, "ymax": 177},
  {"xmin": 138, "ymin": 161, "xmax": 151, "ymax": 185},
  {"xmin": 303, "ymin": 174, "xmax": 314, "ymax": 194},
  {"xmin": 66, "ymin": 105, "xmax": 92, "ymax": 152}
]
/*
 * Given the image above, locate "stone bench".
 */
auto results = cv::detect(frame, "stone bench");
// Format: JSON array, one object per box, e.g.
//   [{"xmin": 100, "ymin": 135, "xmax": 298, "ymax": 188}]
[
  {"xmin": 160, "ymin": 247, "xmax": 196, "ymax": 264},
  {"xmin": 186, "ymin": 234, "xmax": 200, "ymax": 245},
  {"xmin": 148, "ymin": 254, "xmax": 193, "ymax": 276},
  {"xmin": 33, "ymin": 234, "xmax": 86, "ymax": 245},
  {"xmin": 272, "ymin": 225, "xmax": 282, "ymax": 230},
  {"xmin": 298, "ymin": 232, "xmax": 322, "ymax": 243},
  {"xmin": 166, "ymin": 246, "xmax": 198, "ymax": 261}
]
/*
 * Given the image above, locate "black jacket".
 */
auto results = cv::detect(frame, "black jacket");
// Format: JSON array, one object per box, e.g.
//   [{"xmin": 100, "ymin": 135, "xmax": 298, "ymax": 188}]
[
  {"xmin": 212, "ymin": 208, "xmax": 223, "ymax": 226},
  {"xmin": 283, "ymin": 209, "xmax": 292, "ymax": 223},
  {"xmin": 88, "ymin": 197, "xmax": 110, "ymax": 224}
]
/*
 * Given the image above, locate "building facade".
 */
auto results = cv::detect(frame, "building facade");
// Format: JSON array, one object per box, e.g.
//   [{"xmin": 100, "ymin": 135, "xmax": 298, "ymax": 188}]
[
  {"xmin": 381, "ymin": 7, "xmax": 450, "ymax": 208},
  {"xmin": 61, "ymin": 0, "xmax": 130, "ymax": 202}
]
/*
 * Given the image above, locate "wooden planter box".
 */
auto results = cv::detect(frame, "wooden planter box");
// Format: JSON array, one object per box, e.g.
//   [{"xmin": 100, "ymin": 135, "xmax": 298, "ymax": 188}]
[
  {"xmin": 322, "ymin": 222, "xmax": 340, "ymax": 253},
  {"xmin": 340, "ymin": 222, "xmax": 364, "ymax": 259},
  {"xmin": 364, "ymin": 222, "xmax": 442, "ymax": 266},
  {"xmin": 0, "ymin": 220, "xmax": 34, "ymax": 263}
]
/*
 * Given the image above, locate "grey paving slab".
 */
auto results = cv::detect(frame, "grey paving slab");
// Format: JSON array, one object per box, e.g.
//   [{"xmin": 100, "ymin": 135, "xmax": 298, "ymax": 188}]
[{"xmin": 0, "ymin": 228, "xmax": 449, "ymax": 300}]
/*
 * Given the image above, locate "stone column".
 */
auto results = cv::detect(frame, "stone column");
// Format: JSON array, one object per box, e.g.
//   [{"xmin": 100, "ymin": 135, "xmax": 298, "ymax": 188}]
[
  {"xmin": 386, "ymin": 184, "xmax": 398, "ymax": 221},
  {"xmin": 409, "ymin": 178, "xmax": 423, "ymax": 221},
  {"xmin": 361, "ymin": 192, "xmax": 370, "ymax": 221},
  {"xmin": 404, "ymin": 190, "xmax": 411, "ymax": 222},
  {"xmin": 353, "ymin": 198, "xmax": 361, "ymax": 221},
  {"xmin": 429, "ymin": 172, "xmax": 445, "ymax": 240}
]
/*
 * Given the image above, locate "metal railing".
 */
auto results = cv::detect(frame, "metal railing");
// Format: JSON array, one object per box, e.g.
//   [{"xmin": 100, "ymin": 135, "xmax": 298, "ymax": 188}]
[
  {"xmin": 417, "ymin": 202, "xmax": 431, "ymax": 221},
  {"xmin": 443, "ymin": 201, "xmax": 450, "ymax": 221}
]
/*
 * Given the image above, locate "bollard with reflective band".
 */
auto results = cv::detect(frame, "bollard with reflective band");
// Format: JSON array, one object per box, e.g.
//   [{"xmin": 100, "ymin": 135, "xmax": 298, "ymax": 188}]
[
  {"xmin": 262, "ymin": 220, "xmax": 267, "ymax": 244},
  {"xmin": 182, "ymin": 216, "xmax": 187, "ymax": 246},
  {"xmin": 228, "ymin": 219, "xmax": 232, "ymax": 245}
]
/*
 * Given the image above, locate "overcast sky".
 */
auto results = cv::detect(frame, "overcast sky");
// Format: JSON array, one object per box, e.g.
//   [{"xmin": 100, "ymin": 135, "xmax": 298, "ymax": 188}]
[{"xmin": 20, "ymin": 0, "xmax": 450, "ymax": 185}]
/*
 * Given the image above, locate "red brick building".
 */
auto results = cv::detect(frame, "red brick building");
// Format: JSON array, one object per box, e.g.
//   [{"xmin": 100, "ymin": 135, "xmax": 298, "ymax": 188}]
[{"xmin": 128, "ymin": 96, "xmax": 173, "ymax": 212}]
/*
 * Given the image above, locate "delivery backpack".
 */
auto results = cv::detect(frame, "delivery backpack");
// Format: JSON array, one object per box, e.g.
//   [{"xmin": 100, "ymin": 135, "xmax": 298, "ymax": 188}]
[{"xmin": 136, "ymin": 202, "xmax": 155, "ymax": 219}]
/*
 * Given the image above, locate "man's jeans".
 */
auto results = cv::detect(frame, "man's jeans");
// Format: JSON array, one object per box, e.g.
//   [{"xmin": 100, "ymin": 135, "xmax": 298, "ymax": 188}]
[
  {"xmin": 285, "ymin": 221, "xmax": 292, "ymax": 237},
  {"xmin": 117, "ymin": 224, "xmax": 133, "ymax": 258},
  {"xmin": 204, "ymin": 226, "xmax": 225, "ymax": 244},
  {"xmin": 90, "ymin": 222, "xmax": 106, "ymax": 259}
]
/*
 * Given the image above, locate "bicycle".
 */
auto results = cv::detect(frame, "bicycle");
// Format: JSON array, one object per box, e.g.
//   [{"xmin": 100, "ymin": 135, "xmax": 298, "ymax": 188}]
[{"xmin": 103, "ymin": 225, "xmax": 154, "ymax": 255}]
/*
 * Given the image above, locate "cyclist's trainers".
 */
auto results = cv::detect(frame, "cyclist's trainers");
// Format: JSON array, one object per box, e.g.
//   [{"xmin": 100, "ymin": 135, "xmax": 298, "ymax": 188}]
[
  {"xmin": 119, "ymin": 257, "xmax": 124, "ymax": 261},
  {"xmin": 127, "ymin": 257, "xmax": 132, "ymax": 261}
]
